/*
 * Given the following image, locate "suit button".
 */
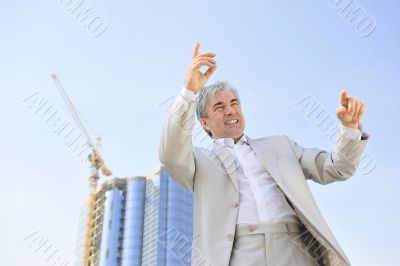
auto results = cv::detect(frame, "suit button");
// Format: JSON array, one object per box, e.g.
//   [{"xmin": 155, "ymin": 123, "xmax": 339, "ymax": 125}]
[
  {"xmin": 249, "ymin": 225, "xmax": 256, "ymax": 232},
  {"xmin": 232, "ymin": 202, "xmax": 239, "ymax": 208},
  {"xmin": 227, "ymin": 234, "xmax": 234, "ymax": 241}
]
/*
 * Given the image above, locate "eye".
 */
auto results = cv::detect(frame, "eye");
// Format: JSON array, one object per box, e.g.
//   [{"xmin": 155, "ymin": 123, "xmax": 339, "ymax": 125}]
[{"xmin": 215, "ymin": 106, "xmax": 223, "ymax": 111}]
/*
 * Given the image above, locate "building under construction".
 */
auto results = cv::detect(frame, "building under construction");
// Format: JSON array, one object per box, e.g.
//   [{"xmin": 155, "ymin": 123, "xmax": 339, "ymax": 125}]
[
  {"xmin": 51, "ymin": 75, "xmax": 193, "ymax": 266},
  {"xmin": 74, "ymin": 167, "xmax": 194, "ymax": 266}
]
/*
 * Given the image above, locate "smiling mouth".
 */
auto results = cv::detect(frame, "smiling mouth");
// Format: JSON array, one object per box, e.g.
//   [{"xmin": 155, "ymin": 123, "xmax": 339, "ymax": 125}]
[{"xmin": 225, "ymin": 119, "xmax": 238, "ymax": 125}]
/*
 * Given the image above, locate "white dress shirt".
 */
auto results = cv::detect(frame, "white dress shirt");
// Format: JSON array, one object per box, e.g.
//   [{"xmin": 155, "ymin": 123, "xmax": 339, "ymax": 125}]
[
  {"xmin": 214, "ymin": 135, "xmax": 300, "ymax": 224},
  {"xmin": 180, "ymin": 87, "xmax": 363, "ymax": 225}
]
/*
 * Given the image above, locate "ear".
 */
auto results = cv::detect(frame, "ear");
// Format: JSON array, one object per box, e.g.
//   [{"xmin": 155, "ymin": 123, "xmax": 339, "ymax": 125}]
[{"xmin": 200, "ymin": 117, "xmax": 210, "ymax": 131}]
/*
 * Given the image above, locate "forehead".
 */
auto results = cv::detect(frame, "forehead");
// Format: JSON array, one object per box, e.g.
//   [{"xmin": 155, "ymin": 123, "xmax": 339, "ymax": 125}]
[{"xmin": 208, "ymin": 90, "xmax": 237, "ymax": 105}]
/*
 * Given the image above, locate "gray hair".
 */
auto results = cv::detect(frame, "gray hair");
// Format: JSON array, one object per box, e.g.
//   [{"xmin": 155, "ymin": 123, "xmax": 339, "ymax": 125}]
[{"xmin": 196, "ymin": 81, "xmax": 240, "ymax": 137}]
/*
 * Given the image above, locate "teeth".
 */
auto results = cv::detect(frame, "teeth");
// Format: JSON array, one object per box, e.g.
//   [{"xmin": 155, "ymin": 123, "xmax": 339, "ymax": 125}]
[{"xmin": 225, "ymin": 120, "xmax": 238, "ymax": 125}]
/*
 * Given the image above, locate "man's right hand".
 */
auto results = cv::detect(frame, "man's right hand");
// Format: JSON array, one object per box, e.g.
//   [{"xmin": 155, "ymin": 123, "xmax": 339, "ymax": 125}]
[{"xmin": 183, "ymin": 43, "xmax": 217, "ymax": 93}]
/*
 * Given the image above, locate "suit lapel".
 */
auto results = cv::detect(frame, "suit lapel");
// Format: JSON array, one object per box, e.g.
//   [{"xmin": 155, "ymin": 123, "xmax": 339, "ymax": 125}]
[
  {"xmin": 247, "ymin": 137, "xmax": 282, "ymax": 186},
  {"xmin": 211, "ymin": 144, "xmax": 239, "ymax": 190},
  {"xmin": 211, "ymin": 136, "xmax": 282, "ymax": 191}
]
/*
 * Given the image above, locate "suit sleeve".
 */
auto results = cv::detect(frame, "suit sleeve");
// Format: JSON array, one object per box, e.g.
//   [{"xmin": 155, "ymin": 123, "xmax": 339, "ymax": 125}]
[
  {"xmin": 158, "ymin": 87, "xmax": 197, "ymax": 191},
  {"xmin": 285, "ymin": 124, "xmax": 370, "ymax": 185}
]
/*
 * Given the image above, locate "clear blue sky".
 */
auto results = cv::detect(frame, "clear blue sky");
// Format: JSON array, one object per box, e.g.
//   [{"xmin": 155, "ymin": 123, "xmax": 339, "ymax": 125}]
[{"xmin": 1, "ymin": 0, "xmax": 399, "ymax": 265}]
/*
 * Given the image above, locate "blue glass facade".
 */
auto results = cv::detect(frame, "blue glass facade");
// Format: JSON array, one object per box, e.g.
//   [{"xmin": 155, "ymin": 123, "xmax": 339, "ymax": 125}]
[
  {"xmin": 99, "ymin": 189, "xmax": 124, "ymax": 266},
  {"xmin": 141, "ymin": 173, "xmax": 160, "ymax": 265},
  {"xmin": 121, "ymin": 178, "xmax": 146, "ymax": 266},
  {"xmin": 158, "ymin": 169, "xmax": 193, "ymax": 266},
  {"xmin": 80, "ymin": 169, "xmax": 194, "ymax": 266}
]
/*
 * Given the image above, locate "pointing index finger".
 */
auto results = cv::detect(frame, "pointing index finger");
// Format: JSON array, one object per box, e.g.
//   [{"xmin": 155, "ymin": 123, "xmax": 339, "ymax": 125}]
[
  {"xmin": 340, "ymin": 90, "xmax": 348, "ymax": 106},
  {"xmin": 192, "ymin": 43, "xmax": 200, "ymax": 59}
]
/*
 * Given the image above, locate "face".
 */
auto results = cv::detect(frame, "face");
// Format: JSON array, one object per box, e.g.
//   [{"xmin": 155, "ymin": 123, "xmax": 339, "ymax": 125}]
[{"xmin": 200, "ymin": 90, "xmax": 246, "ymax": 141}]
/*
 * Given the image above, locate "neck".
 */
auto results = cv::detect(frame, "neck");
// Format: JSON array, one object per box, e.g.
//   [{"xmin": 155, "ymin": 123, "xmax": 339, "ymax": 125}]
[{"xmin": 233, "ymin": 133, "xmax": 244, "ymax": 144}]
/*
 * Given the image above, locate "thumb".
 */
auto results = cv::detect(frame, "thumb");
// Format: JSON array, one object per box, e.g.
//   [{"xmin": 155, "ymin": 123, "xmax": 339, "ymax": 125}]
[{"xmin": 336, "ymin": 106, "xmax": 346, "ymax": 117}]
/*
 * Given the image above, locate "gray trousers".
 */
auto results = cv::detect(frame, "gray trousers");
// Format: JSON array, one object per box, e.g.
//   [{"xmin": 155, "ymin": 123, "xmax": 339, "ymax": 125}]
[{"xmin": 229, "ymin": 222, "xmax": 317, "ymax": 266}]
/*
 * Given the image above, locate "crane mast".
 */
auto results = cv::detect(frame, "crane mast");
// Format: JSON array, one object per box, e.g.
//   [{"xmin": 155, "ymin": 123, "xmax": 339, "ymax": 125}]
[{"xmin": 51, "ymin": 74, "xmax": 112, "ymax": 265}]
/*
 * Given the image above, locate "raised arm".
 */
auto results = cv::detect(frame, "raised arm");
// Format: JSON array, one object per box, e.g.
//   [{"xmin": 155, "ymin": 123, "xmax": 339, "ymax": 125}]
[
  {"xmin": 158, "ymin": 43, "xmax": 217, "ymax": 191},
  {"xmin": 287, "ymin": 90, "xmax": 370, "ymax": 184}
]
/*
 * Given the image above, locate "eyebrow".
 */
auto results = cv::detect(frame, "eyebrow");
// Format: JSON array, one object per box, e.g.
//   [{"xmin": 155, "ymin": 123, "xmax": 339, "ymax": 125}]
[{"xmin": 212, "ymin": 99, "xmax": 239, "ymax": 109}]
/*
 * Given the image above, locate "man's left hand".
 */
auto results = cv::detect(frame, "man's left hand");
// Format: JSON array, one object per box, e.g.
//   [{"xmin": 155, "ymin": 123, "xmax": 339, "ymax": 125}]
[{"xmin": 336, "ymin": 90, "xmax": 366, "ymax": 129}]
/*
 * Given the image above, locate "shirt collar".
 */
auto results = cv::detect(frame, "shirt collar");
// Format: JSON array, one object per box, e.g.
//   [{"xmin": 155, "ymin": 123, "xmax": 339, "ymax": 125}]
[{"xmin": 213, "ymin": 134, "xmax": 248, "ymax": 147}]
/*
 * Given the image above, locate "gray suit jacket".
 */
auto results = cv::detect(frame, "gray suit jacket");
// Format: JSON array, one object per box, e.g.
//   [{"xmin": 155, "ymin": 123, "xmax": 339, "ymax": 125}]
[{"xmin": 159, "ymin": 91, "xmax": 369, "ymax": 266}]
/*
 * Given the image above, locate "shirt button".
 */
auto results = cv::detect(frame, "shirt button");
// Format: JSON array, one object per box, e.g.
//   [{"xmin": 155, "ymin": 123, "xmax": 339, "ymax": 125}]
[
  {"xmin": 227, "ymin": 234, "xmax": 234, "ymax": 241},
  {"xmin": 232, "ymin": 202, "xmax": 239, "ymax": 208}
]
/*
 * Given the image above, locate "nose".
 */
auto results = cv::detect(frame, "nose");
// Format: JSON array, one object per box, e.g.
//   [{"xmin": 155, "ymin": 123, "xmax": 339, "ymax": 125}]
[{"xmin": 225, "ymin": 105, "xmax": 236, "ymax": 116}]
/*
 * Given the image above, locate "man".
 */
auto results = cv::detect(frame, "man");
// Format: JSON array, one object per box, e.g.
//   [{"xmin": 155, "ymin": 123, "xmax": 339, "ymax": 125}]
[{"xmin": 159, "ymin": 43, "xmax": 369, "ymax": 266}]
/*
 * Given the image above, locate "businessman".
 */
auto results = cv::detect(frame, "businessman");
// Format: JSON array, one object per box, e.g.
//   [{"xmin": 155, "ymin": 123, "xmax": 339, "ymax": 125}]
[{"xmin": 159, "ymin": 43, "xmax": 369, "ymax": 266}]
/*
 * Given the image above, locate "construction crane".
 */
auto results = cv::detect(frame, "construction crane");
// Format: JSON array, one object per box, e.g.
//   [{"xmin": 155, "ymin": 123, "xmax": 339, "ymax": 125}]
[
  {"xmin": 51, "ymin": 74, "xmax": 112, "ymax": 265},
  {"xmin": 51, "ymin": 74, "xmax": 112, "ymax": 191}
]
